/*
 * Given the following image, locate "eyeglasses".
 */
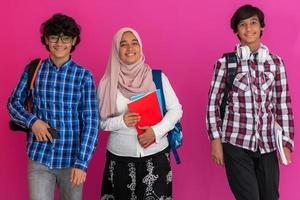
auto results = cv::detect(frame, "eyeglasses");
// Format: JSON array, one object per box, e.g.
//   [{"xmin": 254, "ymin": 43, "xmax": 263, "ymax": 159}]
[{"xmin": 48, "ymin": 35, "xmax": 73, "ymax": 43}]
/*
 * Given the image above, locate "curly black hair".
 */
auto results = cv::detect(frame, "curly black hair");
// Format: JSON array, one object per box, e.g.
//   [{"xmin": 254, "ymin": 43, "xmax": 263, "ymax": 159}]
[
  {"xmin": 40, "ymin": 13, "xmax": 81, "ymax": 52},
  {"xmin": 231, "ymin": 4, "xmax": 265, "ymax": 38}
]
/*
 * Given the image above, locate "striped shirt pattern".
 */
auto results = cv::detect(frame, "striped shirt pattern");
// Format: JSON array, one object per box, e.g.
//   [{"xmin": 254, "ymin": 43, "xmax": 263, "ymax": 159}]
[
  {"xmin": 206, "ymin": 47, "xmax": 294, "ymax": 153},
  {"xmin": 8, "ymin": 58, "xmax": 99, "ymax": 171}
]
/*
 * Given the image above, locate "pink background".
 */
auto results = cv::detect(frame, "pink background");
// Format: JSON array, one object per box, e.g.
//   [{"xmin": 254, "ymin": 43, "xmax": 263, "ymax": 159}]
[{"xmin": 0, "ymin": 0, "xmax": 299, "ymax": 199}]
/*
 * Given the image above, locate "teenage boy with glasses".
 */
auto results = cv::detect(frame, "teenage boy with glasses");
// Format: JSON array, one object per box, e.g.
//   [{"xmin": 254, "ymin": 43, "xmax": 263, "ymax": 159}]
[
  {"xmin": 7, "ymin": 13, "xmax": 99, "ymax": 200},
  {"xmin": 206, "ymin": 4, "xmax": 294, "ymax": 200}
]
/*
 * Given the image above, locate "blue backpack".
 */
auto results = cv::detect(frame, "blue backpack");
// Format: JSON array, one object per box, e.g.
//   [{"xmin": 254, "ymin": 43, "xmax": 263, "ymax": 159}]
[{"xmin": 152, "ymin": 70, "xmax": 183, "ymax": 164}]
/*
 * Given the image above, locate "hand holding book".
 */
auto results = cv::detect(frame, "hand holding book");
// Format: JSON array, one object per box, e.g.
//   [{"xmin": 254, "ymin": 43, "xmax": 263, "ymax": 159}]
[
  {"xmin": 128, "ymin": 90, "xmax": 163, "ymax": 135},
  {"xmin": 137, "ymin": 126, "xmax": 156, "ymax": 148},
  {"xmin": 123, "ymin": 112, "xmax": 141, "ymax": 127},
  {"xmin": 283, "ymin": 147, "xmax": 292, "ymax": 165},
  {"xmin": 275, "ymin": 122, "xmax": 292, "ymax": 165},
  {"xmin": 127, "ymin": 90, "xmax": 163, "ymax": 148}
]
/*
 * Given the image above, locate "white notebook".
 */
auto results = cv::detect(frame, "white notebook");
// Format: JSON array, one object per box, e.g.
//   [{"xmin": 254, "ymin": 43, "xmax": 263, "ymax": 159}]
[{"xmin": 275, "ymin": 122, "xmax": 288, "ymax": 165}]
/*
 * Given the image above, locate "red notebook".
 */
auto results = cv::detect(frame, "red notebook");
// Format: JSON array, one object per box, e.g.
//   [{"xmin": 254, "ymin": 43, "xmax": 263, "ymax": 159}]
[{"xmin": 128, "ymin": 90, "xmax": 163, "ymax": 135}]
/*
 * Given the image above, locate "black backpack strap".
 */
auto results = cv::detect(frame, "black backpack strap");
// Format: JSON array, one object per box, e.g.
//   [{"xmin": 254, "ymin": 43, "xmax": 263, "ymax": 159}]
[
  {"xmin": 25, "ymin": 58, "xmax": 41, "ymax": 112},
  {"xmin": 220, "ymin": 53, "xmax": 237, "ymax": 121},
  {"xmin": 8, "ymin": 58, "xmax": 41, "ymax": 132}
]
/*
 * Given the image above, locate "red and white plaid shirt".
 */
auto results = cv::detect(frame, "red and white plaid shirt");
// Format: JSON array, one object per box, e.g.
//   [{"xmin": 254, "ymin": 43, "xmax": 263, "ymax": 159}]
[{"xmin": 206, "ymin": 44, "xmax": 294, "ymax": 153}]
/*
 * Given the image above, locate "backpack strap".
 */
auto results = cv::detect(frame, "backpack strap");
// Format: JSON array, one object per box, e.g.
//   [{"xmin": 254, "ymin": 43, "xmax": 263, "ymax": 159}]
[
  {"xmin": 27, "ymin": 58, "xmax": 42, "ymax": 90},
  {"xmin": 152, "ymin": 70, "xmax": 167, "ymax": 114},
  {"xmin": 152, "ymin": 69, "xmax": 181, "ymax": 164},
  {"xmin": 8, "ymin": 58, "xmax": 42, "ymax": 132},
  {"xmin": 26, "ymin": 58, "xmax": 42, "ymax": 112},
  {"xmin": 220, "ymin": 53, "xmax": 237, "ymax": 121}
]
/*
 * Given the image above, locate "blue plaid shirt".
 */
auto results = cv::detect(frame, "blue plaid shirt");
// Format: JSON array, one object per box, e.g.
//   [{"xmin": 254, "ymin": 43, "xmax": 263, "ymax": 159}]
[{"xmin": 8, "ymin": 58, "xmax": 99, "ymax": 171}]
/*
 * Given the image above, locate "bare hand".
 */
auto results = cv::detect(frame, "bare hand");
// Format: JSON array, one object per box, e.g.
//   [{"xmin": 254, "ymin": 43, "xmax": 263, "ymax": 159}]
[
  {"xmin": 31, "ymin": 119, "xmax": 53, "ymax": 142},
  {"xmin": 70, "ymin": 168, "xmax": 86, "ymax": 187},
  {"xmin": 138, "ymin": 126, "xmax": 155, "ymax": 148},
  {"xmin": 123, "ymin": 112, "xmax": 140, "ymax": 127},
  {"xmin": 211, "ymin": 139, "xmax": 224, "ymax": 166},
  {"xmin": 283, "ymin": 147, "xmax": 292, "ymax": 165}
]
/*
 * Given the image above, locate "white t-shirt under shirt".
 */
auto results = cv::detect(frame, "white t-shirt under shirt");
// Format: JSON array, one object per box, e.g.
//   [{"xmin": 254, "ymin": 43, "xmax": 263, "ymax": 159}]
[{"xmin": 100, "ymin": 72, "xmax": 183, "ymax": 157}]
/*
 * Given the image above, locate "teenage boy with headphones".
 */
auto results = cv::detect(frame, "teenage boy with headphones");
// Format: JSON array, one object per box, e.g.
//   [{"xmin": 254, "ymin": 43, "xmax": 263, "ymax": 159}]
[{"xmin": 206, "ymin": 4, "xmax": 294, "ymax": 200}]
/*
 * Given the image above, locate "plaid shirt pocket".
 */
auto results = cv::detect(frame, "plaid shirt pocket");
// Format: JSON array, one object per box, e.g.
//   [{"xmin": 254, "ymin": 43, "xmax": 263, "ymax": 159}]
[
  {"xmin": 261, "ymin": 72, "xmax": 275, "ymax": 93},
  {"xmin": 232, "ymin": 72, "xmax": 250, "ymax": 93}
]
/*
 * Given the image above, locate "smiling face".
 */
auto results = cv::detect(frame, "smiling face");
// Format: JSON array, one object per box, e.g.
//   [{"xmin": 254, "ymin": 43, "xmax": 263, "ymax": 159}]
[
  {"xmin": 45, "ymin": 34, "xmax": 77, "ymax": 65},
  {"xmin": 119, "ymin": 31, "xmax": 141, "ymax": 65},
  {"xmin": 237, "ymin": 15, "xmax": 263, "ymax": 50}
]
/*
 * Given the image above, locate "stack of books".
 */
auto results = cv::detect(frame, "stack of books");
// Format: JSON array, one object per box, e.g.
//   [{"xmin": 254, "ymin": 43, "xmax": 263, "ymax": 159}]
[{"xmin": 128, "ymin": 90, "xmax": 163, "ymax": 135}]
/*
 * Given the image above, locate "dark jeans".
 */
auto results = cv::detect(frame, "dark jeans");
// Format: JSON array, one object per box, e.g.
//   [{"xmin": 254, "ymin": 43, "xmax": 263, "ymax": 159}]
[{"xmin": 223, "ymin": 143, "xmax": 279, "ymax": 200}]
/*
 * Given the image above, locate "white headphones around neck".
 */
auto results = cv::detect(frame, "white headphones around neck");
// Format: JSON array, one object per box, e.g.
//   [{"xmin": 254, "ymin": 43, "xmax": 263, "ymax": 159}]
[{"xmin": 236, "ymin": 44, "xmax": 269, "ymax": 63}]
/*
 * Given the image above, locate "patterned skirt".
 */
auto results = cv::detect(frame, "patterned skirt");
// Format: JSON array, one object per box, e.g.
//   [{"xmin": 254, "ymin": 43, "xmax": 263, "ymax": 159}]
[{"xmin": 101, "ymin": 147, "xmax": 172, "ymax": 200}]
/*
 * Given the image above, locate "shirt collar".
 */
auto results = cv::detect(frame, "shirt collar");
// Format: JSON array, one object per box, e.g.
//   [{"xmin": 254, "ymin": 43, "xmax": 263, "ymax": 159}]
[{"xmin": 46, "ymin": 56, "xmax": 73, "ymax": 70}]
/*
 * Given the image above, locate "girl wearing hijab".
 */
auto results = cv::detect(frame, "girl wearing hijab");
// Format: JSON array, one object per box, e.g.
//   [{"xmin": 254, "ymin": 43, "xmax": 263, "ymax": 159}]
[{"xmin": 98, "ymin": 27, "xmax": 183, "ymax": 200}]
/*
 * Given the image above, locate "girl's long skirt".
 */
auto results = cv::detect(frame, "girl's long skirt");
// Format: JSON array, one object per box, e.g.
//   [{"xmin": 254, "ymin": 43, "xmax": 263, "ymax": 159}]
[{"xmin": 101, "ymin": 147, "xmax": 172, "ymax": 200}]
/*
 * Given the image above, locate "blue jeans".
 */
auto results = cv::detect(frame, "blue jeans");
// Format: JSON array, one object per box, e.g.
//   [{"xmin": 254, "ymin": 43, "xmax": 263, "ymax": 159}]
[{"xmin": 28, "ymin": 159, "xmax": 83, "ymax": 200}]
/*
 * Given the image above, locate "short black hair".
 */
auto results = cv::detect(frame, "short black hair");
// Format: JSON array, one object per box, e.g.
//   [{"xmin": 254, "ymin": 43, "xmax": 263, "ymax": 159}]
[
  {"xmin": 40, "ymin": 13, "xmax": 81, "ymax": 52},
  {"xmin": 231, "ymin": 4, "xmax": 265, "ymax": 35}
]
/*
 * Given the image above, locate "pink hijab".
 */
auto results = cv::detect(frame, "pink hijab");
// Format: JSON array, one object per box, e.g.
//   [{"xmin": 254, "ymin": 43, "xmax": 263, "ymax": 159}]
[{"xmin": 98, "ymin": 27, "xmax": 156, "ymax": 119}]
